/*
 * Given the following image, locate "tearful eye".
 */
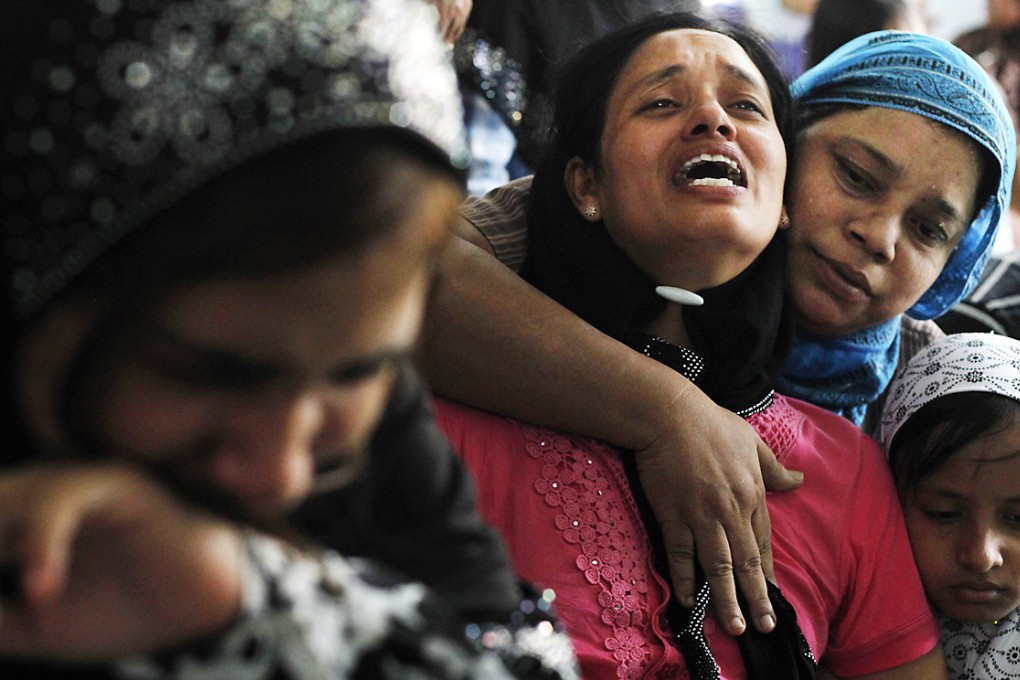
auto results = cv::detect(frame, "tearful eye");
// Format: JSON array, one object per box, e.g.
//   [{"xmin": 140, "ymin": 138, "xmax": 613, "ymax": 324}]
[
  {"xmin": 914, "ymin": 219, "xmax": 950, "ymax": 245},
  {"xmin": 643, "ymin": 98, "xmax": 678, "ymax": 111}
]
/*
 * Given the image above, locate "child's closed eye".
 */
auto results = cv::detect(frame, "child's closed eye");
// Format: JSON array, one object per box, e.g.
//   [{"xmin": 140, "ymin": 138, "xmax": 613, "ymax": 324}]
[{"xmin": 921, "ymin": 508, "xmax": 961, "ymax": 523}]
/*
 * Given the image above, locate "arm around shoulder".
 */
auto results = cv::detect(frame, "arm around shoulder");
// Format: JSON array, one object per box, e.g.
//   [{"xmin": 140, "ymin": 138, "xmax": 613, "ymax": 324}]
[{"xmin": 420, "ymin": 190, "xmax": 804, "ymax": 636}]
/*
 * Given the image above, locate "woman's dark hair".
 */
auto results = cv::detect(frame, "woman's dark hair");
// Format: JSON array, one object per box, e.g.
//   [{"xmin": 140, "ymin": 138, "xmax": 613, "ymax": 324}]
[
  {"xmin": 888, "ymin": 391, "xmax": 1020, "ymax": 498},
  {"xmin": 807, "ymin": 0, "xmax": 912, "ymax": 68}
]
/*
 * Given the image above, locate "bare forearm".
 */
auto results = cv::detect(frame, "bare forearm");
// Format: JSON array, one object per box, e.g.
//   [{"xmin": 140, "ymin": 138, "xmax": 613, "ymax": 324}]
[
  {"xmin": 420, "ymin": 233, "xmax": 802, "ymax": 636},
  {"xmin": 420, "ymin": 236, "xmax": 689, "ymax": 452}
]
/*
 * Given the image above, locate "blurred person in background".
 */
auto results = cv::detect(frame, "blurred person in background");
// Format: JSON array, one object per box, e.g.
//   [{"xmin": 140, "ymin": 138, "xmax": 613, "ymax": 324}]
[
  {"xmin": 933, "ymin": 0, "xmax": 1020, "ymax": 337},
  {"xmin": 957, "ymin": 0, "xmax": 1020, "ymax": 249},
  {"xmin": 807, "ymin": 0, "xmax": 928, "ymax": 67},
  {"xmin": 453, "ymin": 0, "xmax": 701, "ymax": 195}
]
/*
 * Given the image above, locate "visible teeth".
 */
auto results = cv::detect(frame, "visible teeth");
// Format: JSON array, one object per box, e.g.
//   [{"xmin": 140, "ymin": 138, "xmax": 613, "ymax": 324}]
[
  {"xmin": 690, "ymin": 177, "xmax": 735, "ymax": 187},
  {"xmin": 680, "ymin": 153, "xmax": 740, "ymax": 172},
  {"xmin": 674, "ymin": 152, "xmax": 744, "ymax": 188}
]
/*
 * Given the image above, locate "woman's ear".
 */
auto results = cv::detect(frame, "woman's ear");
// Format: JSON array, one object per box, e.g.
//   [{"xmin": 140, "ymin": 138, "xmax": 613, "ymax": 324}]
[{"xmin": 564, "ymin": 156, "xmax": 602, "ymax": 222}]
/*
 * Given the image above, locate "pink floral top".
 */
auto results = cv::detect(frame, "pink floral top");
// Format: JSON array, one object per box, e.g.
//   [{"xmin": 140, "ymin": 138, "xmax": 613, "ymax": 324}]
[{"xmin": 433, "ymin": 393, "xmax": 940, "ymax": 679}]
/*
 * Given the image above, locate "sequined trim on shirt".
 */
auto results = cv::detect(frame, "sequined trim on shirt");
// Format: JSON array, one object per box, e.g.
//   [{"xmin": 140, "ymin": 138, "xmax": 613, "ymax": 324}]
[{"xmin": 519, "ymin": 424, "xmax": 657, "ymax": 679}]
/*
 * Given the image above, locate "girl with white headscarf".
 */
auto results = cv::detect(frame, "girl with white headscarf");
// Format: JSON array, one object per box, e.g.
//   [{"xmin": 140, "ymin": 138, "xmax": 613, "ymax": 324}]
[{"xmin": 881, "ymin": 332, "xmax": 1020, "ymax": 679}]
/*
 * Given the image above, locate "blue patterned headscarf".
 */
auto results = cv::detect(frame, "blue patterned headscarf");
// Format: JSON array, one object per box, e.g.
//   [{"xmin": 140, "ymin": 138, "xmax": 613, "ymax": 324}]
[{"xmin": 779, "ymin": 31, "xmax": 1016, "ymax": 424}]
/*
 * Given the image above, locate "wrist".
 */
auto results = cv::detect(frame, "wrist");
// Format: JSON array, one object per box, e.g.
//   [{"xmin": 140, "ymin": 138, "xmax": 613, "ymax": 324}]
[{"xmin": 607, "ymin": 350, "xmax": 702, "ymax": 453}]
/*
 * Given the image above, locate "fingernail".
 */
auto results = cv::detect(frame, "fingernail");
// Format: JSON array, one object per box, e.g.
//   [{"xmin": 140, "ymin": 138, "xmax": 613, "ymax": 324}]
[
  {"xmin": 760, "ymin": 613, "xmax": 776, "ymax": 632},
  {"xmin": 681, "ymin": 595, "xmax": 695, "ymax": 608},
  {"xmin": 793, "ymin": 471, "xmax": 805, "ymax": 483},
  {"xmin": 730, "ymin": 617, "xmax": 746, "ymax": 634}
]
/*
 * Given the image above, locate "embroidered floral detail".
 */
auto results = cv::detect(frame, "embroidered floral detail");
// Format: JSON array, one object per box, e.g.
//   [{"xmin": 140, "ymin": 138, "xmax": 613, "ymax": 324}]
[
  {"xmin": 514, "ymin": 397, "xmax": 806, "ymax": 679},
  {"xmin": 606, "ymin": 627, "xmax": 648, "ymax": 669},
  {"xmin": 520, "ymin": 423, "xmax": 654, "ymax": 679}
]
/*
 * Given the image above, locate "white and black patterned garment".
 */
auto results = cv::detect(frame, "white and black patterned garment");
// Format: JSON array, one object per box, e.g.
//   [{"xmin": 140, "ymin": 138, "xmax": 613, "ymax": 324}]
[
  {"xmin": 114, "ymin": 533, "xmax": 579, "ymax": 680},
  {"xmin": 936, "ymin": 251, "xmax": 1020, "ymax": 339},
  {"xmin": 940, "ymin": 608, "xmax": 1020, "ymax": 679}
]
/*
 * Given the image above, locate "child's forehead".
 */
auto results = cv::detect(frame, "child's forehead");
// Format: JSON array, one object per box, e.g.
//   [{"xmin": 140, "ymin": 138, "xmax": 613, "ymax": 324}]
[{"xmin": 922, "ymin": 427, "xmax": 1020, "ymax": 497}]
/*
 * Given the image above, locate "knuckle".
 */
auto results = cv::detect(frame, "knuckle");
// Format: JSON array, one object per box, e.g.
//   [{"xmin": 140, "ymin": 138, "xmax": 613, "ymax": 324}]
[
  {"xmin": 735, "ymin": 554, "xmax": 763, "ymax": 575},
  {"xmin": 704, "ymin": 561, "xmax": 735, "ymax": 580},
  {"xmin": 666, "ymin": 544, "xmax": 697, "ymax": 563},
  {"xmin": 743, "ymin": 484, "xmax": 767, "ymax": 508},
  {"xmin": 720, "ymin": 489, "xmax": 765, "ymax": 518}
]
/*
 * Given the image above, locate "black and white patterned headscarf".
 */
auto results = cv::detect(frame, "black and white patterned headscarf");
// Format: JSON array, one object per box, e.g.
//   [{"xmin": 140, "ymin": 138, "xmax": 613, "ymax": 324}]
[
  {"xmin": 878, "ymin": 333, "xmax": 1020, "ymax": 680},
  {"xmin": 877, "ymin": 332, "xmax": 1020, "ymax": 452},
  {"xmin": 1, "ymin": 0, "xmax": 468, "ymax": 319}
]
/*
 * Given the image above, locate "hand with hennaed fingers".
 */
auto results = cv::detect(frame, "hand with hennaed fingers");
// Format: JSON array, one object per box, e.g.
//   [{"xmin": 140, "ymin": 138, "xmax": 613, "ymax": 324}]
[
  {"xmin": 0, "ymin": 461, "xmax": 244, "ymax": 663},
  {"xmin": 632, "ymin": 382, "xmax": 804, "ymax": 638}
]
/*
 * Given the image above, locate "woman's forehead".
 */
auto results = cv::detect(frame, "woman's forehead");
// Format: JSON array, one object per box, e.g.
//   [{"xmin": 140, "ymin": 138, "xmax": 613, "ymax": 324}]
[
  {"xmin": 615, "ymin": 28, "xmax": 766, "ymax": 99},
  {"xmin": 629, "ymin": 28, "xmax": 760, "ymax": 72}
]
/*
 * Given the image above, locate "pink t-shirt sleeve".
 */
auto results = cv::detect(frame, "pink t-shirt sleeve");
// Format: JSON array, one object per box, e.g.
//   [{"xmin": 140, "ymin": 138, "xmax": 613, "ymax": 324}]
[{"xmin": 822, "ymin": 432, "xmax": 941, "ymax": 676}]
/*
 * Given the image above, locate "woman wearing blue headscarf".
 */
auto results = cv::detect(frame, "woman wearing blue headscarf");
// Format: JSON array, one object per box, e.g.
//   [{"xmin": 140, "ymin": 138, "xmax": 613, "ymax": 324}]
[
  {"xmin": 778, "ymin": 30, "xmax": 1016, "ymax": 426},
  {"xmin": 417, "ymin": 25, "xmax": 1016, "ymax": 654}
]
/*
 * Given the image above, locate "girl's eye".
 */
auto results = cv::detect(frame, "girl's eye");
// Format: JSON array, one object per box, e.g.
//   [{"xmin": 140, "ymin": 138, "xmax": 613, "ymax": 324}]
[
  {"xmin": 922, "ymin": 508, "xmax": 961, "ymax": 523},
  {"xmin": 327, "ymin": 357, "xmax": 399, "ymax": 387},
  {"xmin": 329, "ymin": 363, "xmax": 382, "ymax": 387},
  {"xmin": 139, "ymin": 340, "xmax": 275, "ymax": 392}
]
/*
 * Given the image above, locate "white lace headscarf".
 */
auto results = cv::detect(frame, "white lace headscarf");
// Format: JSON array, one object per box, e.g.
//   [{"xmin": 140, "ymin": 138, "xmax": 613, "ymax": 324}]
[{"xmin": 877, "ymin": 332, "xmax": 1020, "ymax": 452}]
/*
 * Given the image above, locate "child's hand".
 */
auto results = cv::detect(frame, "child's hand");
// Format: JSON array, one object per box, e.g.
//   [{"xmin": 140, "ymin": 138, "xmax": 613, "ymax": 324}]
[{"xmin": 0, "ymin": 462, "xmax": 244, "ymax": 662}]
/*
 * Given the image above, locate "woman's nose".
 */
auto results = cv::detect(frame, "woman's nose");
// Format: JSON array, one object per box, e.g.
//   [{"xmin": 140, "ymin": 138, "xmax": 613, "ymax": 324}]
[
  {"xmin": 847, "ymin": 213, "xmax": 898, "ymax": 263},
  {"xmin": 682, "ymin": 102, "xmax": 735, "ymax": 141},
  {"xmin": 211, "ymin": 390, "xmax": 322, "ymax": 511},
  {"xmin": 957, "ymin": 527, "xmax": 1005, "ymax": 574}
]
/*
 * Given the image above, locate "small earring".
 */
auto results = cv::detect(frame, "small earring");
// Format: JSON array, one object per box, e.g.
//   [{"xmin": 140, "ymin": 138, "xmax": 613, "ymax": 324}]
[
  {"xmin": 779, "ymin": 208, "xmax": 790, "ymax": 229},
  {"xmin": 584, "ymin": 204, "xmax": 598, "ymax": 218}
]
